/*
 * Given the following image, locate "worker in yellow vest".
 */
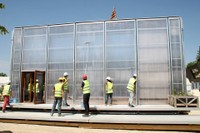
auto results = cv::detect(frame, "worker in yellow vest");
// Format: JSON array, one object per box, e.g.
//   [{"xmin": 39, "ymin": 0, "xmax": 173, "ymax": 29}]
[
  {"xmin": 28, "ymin": 81, "xmax": 34, "ymax": 102},
  {"xmin": 51, "ymin": 77, "xmax": 64, "ymax": 116},
  {"xmin": 81, "ymin": 74, "xmax": 90, "ymax": 117},
  {"xmin": 0, "ymin": 85, "xmax": 4, "ymax": 101},
  {"xmin": 35, "ymin": 79, "xmax": 40, "ymax": 101},
  {"xmin": 105, "ymin": 76, "xmax": 114, "ymax": 106},
  {"xmin": 2, "ymin": 80, "xmax": 12, "ymax": 113},
  {"xmin": 127, "ymin": 74, "xmax": 137, "ymax": 107},
  {"xmin": 63, "ymin": 72, "xmax": 70, "ymax": 106}
]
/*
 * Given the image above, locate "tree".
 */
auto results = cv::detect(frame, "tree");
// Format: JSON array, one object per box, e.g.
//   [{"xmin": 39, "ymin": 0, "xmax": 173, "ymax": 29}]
[
  {"xmin": 0, "ymin": 3, "xmax": 8, "ymax": 35},
  {"xmin": 186, "ymin": 46, "xmax": 200, "ymax": 82},
  {"xmin": 196, "ymin": 46, "xmax": 200, "ymax": 62},
  {"xmin": 0, "ymin": 72, "xmax": 7, "ymax": 77}
]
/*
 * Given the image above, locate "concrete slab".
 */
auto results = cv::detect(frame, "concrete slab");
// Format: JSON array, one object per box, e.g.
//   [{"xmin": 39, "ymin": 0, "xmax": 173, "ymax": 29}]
[
  {"xmin": 0, "ymin": 102, "xmax": 196, "ymax": 111},
  {"xmin": 1, "ymin": 111, "xmax": 200, "ymax": 125}
]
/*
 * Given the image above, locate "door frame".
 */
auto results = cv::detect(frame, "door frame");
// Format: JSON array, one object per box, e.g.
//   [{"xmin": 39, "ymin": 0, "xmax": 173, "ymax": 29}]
[
  {"xmin": 21, "ymin": 70, "xmax": 45, "ymax": 104},
  {"xmin": 34, "ymin": 70, "xmax": 45, "ymax": 104}
]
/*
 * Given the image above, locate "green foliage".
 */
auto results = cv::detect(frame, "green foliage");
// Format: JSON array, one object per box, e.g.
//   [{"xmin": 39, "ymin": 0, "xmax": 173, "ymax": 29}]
[
  {"xmin": 0, "ymin": 72, "xmax": 7, "ymax": 77},
  {"xmin": 186, "ymin": 48, "xmax": 200, "ymax": 69},
  {"xmin": 196, "ymin": 47, "xmax": 200, "ymax": 62},
  {"xmin": 186, "ymin": 61, "xmax": 196, "ymax": 68},
  {"xmin": 0, "ymin": 3, "xmax": 9, "ymax": 35},
  {"xmin": 172, "ymin": 89, "xmax": 188, "ymax": 96},
  {"xmin": 0, "ymin": 25, "xmax": 8, "ymax": 35},
  {"xmin": 0, "ymin": 3, "xmax": 5, "ymax": 8}
]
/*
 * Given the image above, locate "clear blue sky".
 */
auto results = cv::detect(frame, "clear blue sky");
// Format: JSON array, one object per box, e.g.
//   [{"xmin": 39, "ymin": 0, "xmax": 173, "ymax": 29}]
[{"xmin": 0, "ymin": 0, "xmax": 200, "ymax": 76}]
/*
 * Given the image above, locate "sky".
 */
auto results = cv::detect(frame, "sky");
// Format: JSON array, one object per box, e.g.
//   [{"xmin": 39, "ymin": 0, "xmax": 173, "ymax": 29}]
[{"xmin": 0, "ymin": 0, "xmax": 200, "ymax": 76}]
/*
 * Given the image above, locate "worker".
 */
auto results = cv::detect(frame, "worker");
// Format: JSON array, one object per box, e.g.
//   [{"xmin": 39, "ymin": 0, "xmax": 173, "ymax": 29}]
[
  {"xmin": 0, "ymin": 85, "xmax": 4, "ymax": 101},
  {"xmin": 127, "ymin": 74, "xmax": 137, "ymax": 107},
  {"xmin": 51, "ymin": 77, "xmax": 64, "ymax": 116},
  {"xmin": 35, "ymin": 79, "xmax": 40, "ymax": 101},
  {"xmin": 2, "ymin": 80, "xmax": 12, "ymax": 113},
  {"xmin": 81, "ymin": 74, "xmax": 90, "ymax": 117},
  {"xmin": 105, "ymin": 76, "xmax": 114, "ymax": 106},
  {"xmin": 63, "ymin": 72, "xmax": 70, "ymax": 106},
  {"xmin": 41, "ymin": 84, "xmax": 45, "ymax": 102},
  {"xmin": 28, "ymin": 81, "xmax": 33, "ymax": 102}
]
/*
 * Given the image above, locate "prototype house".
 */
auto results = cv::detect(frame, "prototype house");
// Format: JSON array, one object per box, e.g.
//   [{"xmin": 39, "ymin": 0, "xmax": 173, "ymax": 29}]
[{"xmin": 11, "ymin": 16, "xmax": 185, "ymax": 105}]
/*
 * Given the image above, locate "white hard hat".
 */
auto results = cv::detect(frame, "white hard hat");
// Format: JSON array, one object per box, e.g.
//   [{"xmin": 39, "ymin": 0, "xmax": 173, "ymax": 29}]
[
  {"xmin": 7, "ymin": 80, "xmax": 11, "ymax": 83},
  {"xmin": 106, "ymin": 76, "xmax": 111, "ymax": 81},
  {"xmin": 64, "ymin": 72, "xmax": 68, "ymax": 76},
  {"xmin": 36, "ymin": 79, "xmax": 39, "ymax": 82},
  {"xmin": 133, "ymin": 74, "xmax": 137, "ymax": 77}
]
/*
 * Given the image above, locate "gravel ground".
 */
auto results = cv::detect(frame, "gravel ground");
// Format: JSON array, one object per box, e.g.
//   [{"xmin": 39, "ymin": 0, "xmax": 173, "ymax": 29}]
[{"xmin": 0, "ymin": 122, "xmax": 192, "ymax": 133}]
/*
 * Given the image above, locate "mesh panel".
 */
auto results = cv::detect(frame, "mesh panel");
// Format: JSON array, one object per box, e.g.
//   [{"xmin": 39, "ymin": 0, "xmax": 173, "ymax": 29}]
[
  {"xmin": 11, "ymin": 17, "xmax": 185, "ymax": 105},
  {"xmin": 75, "ymin": 22, "xmax": 104, "ymax": 105},
  {"xmin": 47, "ymin": 24, "xmax": 75, "ymax": 104},
  {"xmin": 106, "ymin": 20, "xmax": 136, "ymax": 104},
  {"xmin": 22, "ymin": 27, "xmax": 46, "ymax": 70},
  {"xmin": 169, "ymin": 18, "xmax": 184, "ymax": 93},
  {"xmin": 11, "ymin": 28, "xmax": 22, "ymax": 102},
  {"xmin": 137, "ymin": 18, "xmax": 170, "ymax": 104}
]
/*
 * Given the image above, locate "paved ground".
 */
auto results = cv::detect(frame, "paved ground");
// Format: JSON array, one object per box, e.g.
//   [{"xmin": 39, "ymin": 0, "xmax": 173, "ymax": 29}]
[{"xmin": 0, "ymin": 122, "xmax": 193, "ymax": 133}]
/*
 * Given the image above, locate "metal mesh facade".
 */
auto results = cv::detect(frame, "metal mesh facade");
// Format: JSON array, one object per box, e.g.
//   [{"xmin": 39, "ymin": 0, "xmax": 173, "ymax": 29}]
[{"xmin": 11, "ymin": 17, "xmax": 185, "ymax": 105}]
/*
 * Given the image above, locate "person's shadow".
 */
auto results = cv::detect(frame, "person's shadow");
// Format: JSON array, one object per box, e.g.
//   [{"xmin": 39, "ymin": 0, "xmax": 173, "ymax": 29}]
[{"xmin": 0, "ymin": 131, "xmax": 13, "ymax": 133}]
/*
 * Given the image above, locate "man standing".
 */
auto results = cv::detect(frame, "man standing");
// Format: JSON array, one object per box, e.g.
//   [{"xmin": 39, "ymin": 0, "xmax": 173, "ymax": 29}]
[
  {"xmin": 63, "ymin": 72, "xmax": 70, "ymax": 106},
  {"xmin": 2, "ymin": 80, "xmax": 12, "ymax": 113},
  {"xmin": 127, "ymin": 74, "xmax": 137, "ymax": 107},
  {"xmin": 105, "ymin": 76, "xmax": 114, "ymax": 106},
  {"xmin": 51, "ymin": 77, "xmax": 64, "ymax": 116},
  {"xmin": 81, "ymin": 74, "xmax": 90, "ymax": 117},
  {"xmin": 0, "ymin": 85, "xmax": 4, "ymax": 101},
  {"xmin": 35, "ymin": 79, "xmax": 40, "ymax": 101},
  {"xmin": 28, "ymin": 81, "xmax": 33, "ymax": 102}
]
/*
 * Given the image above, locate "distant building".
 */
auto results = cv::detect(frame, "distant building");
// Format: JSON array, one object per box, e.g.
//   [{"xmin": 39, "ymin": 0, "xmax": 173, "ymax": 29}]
[{"xmin": 10, "ymin": 16, "xmax": 185, "ymax": 105}]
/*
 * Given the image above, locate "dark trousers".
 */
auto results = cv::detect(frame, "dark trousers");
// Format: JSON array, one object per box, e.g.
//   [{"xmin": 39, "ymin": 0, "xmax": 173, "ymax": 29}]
[
  {"xmin": 105, "ymin": 93, "xmax": 113, "ymax": 105},
  {"xmin": 30, "ymin": 92, "xmax": 34, "ymax": 102},
  {"xmin": 83, "ymin": 93, "xmax": 90, "ymax": 115},
  {"xmin": 40, "ymin": 90, "xmax": 44, "ymax": 102}
]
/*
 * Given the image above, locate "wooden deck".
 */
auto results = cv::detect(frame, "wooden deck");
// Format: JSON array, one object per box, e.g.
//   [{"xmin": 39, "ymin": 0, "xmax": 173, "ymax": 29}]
[
  {"xmin": 0, "ymin": 102, "xmax": 193, "ymax": 114},
  {"xmin": 0, "ymin": 103, "xmax": 200, "ymax": 131}
]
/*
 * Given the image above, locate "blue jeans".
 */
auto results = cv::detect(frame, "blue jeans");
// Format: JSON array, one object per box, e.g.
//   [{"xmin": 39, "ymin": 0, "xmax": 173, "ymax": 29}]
[
  {"xmin": 105, "ymin": 93, "xmax": 113, "ymax": 105},
  {"xmin": 51, "ymin": 97, "xmax": 62, "ymax": 116}
]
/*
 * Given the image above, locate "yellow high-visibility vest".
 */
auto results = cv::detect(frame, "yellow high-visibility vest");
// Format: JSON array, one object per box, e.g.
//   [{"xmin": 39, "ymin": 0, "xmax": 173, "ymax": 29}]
[
  {"xmin": 127, "ymin": 78, "xmax": 136, "ymax": 92},
  {"xmin": 3, "ymin": 85, "xmax": 11, "ymax": 96},
  {"xmin": 83, "ymin": 80, "xmax": 90, "ymax": 94},
  {"xmin": 63, "ymin": 77, "xmax": 69, "ymax": 91},
  {"xmin": 28, "ymin": 83, "xmax": 32, "ymax": 92},
  {"xmin": 106, "ymin": 81, "xmax": 113, "ymax": 94},
  {"xmin": 35, "ymin": 83, "xmax": 39, "ymax": 93},
  {"xmin": 54, "ymin": 83, "xmax": 63, "ymax": 97}
]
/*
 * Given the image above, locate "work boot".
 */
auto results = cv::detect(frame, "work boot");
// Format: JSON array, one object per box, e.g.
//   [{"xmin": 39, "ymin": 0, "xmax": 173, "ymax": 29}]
[
  {"xmin": 2, "ymin": 109, "xmax": 5, "ymax": 113},
  {"xmin": 66, "ymin": 103, "xmax": 70, "ymax": 106},
  {"xmin": 128, "ymin": 103, "xmax": 134, "ymax": 107}
]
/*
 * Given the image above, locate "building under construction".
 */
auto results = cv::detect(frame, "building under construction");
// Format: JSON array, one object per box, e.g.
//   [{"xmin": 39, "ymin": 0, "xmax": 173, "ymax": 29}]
[{"xmin": 10, "ymin": 16, "xmax": 185, "ymax": 105}]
